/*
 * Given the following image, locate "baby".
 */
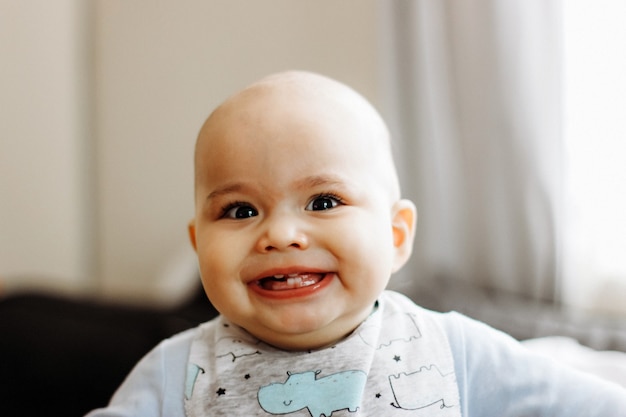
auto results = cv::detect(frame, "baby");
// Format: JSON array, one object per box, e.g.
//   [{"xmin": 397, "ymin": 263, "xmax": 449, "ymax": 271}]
[{"xmin": 87, "ymin": 71, "xmax": 626, "ymax": 416}]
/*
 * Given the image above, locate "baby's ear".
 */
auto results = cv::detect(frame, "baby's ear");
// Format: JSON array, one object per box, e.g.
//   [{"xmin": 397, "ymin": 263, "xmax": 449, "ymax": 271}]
[
  {"xmin": 391, "ymin": 199, "xmax": 417, "ymax": 273},
  {"xmin": 188, "ymin": 219, "xmax": 198, "ymax": 252}
]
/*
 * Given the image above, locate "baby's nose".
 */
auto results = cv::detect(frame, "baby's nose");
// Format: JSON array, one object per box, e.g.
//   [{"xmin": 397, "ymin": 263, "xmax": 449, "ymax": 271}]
[{"xmin": 255, "ymin": 214, "xmax": 309, "ymax": 252}]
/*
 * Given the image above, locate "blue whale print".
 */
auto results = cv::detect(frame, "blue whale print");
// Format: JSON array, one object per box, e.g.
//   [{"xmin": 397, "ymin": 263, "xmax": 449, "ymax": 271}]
[{"xmin": 258, "ymin": 370, "xmax": 367, "ymax": 417}]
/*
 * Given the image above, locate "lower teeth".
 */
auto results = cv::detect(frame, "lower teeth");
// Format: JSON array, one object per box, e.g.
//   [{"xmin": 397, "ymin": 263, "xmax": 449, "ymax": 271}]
[
  {"xmin": 287, "ymin": 277, "xmax": 301, "ymax": 286},
  {"xmin": 260, "ymin": 274, "xmax": 322, "ymax": 290}
]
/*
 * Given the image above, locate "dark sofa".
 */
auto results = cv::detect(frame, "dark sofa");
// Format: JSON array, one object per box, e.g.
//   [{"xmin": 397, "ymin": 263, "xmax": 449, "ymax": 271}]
[{"xmin": 0, "ymin": 288, "xmax": 218, "ymax": 417}]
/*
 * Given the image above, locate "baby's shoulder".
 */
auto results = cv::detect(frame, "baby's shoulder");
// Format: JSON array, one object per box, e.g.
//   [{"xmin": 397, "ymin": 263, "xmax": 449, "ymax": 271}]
[{"xmin": 153, "ymin": 316, "xmax": 225, "ymax": 365}]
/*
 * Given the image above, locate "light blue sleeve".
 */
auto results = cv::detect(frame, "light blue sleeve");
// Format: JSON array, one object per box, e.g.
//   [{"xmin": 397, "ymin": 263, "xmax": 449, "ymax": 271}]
[
  {"xmin": 84, "ymin": 328, "xmax": 195, "ymax": 417},
  {"xmin": 439, "ymin": 311, "xmax": 626, "ymax": 416}
]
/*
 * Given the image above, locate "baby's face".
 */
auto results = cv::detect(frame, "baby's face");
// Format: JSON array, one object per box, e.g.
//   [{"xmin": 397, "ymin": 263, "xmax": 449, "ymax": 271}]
[{"xmin": 190, "ymin": 73, "xmax": 415, "ymax": 350}]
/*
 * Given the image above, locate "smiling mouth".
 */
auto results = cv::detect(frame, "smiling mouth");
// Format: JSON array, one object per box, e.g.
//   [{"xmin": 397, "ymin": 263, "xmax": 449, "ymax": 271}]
[{"xmin": 257, "ymin": 273, "xmax": 326, "ymax": 291}]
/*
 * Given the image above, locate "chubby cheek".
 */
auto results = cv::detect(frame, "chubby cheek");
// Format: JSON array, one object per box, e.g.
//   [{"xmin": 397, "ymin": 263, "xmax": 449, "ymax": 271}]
[
  {"xmin": 196, "ymin": 234, "xmax": 249, "ymax": 309},
  {"xmin": 199, "ymin": 268, "xmax": 253, "ymax": 324},
  {"xmin": 331, "ymin": 212, "xmax": 396, "ymax": 291},
  {"xmin": 196, "ymin": 227, "xmax": 246, "ymax": 274}
]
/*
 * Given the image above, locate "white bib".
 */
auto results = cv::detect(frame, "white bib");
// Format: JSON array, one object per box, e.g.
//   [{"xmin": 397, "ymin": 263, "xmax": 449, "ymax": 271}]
[{"xmin": 184, "ymin": 291, "xmax": 461, "ymax": 417}]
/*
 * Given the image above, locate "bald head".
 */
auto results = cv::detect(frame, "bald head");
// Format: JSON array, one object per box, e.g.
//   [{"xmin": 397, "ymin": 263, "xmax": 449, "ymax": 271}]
[
  {"xmin": 194, "ymin": 71, "xmax": 400, "ymax": 204},
  {"xmin": 212, "ymin": 71, "xmax": 387, "ymax": 131}
]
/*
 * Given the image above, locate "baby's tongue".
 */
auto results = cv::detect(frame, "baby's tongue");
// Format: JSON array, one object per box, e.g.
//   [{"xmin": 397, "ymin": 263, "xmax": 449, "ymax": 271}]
[{"xmin": 260, "ymin": 273, "xmax": 323, "ymax": 291}]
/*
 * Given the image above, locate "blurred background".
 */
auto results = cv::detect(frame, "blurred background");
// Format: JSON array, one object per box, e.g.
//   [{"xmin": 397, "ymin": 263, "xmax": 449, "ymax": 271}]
[{"xmin": 2, "ymin": 1, "xmax": 626, "ymax": 415}]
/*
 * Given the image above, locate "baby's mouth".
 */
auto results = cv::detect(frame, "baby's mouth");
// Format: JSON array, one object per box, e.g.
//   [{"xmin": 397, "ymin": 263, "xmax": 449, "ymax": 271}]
[{"xmin": 257, "ymin": 273, "xmax": 325, "ymax": 291}]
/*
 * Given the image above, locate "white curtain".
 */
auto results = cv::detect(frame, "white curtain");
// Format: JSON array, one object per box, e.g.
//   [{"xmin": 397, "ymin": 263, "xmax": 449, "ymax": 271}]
[
  {"xmin": 381, "ymin": 0, "xmax": 563, "ymax": 300},
  {"xmin": 561, "ymin": 0, "xmax": 626, "ymax": 314}
]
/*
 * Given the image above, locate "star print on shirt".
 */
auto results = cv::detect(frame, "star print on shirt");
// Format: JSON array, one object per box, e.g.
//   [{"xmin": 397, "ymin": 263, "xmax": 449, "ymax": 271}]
[
  {"xmin": 375, "ymin": 393, "xmax": 382, "ymax": 398},
  {"xmin": 393, "ymin": 355, "xmax": 401, "ymax": 362},
  {"xmin": 244, "ymin": 374, "xmax": 251, "ymax": 380},
  {"xmin": 216, "ymin": 388, "xmax": 226, "ymax": 396}
]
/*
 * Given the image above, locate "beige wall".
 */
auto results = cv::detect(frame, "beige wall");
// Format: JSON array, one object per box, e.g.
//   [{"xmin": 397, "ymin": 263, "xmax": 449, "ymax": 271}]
[
  {"xmin": 0, "ymin": 0, "xmax": 93, "ymax": 295},
  {"xmin": 1, "ymin": 0, "xmax": 383, "ymax": 304}
]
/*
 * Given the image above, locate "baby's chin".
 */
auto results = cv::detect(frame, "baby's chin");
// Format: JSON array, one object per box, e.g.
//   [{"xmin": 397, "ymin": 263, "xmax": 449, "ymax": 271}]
[
  {"xmin": 240, "ymin": 307, "xmax": 373, "ymax": 351},
  {"xmin": 249, "ymin": 328, "xmax": 352, "ymax": 352}
]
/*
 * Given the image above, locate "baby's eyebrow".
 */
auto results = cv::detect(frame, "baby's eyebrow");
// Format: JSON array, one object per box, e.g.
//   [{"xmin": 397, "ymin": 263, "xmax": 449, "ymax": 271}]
[
  {"xmin": 205, "ymin": 183, "xmax": 247, "ymax": 201},
  {"xmin": 295, "ymin": 174, "xmax": 347, "ymax": 189}
]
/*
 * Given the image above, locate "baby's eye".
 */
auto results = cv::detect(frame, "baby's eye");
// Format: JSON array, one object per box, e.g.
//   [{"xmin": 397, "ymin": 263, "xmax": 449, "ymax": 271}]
[
  {"xmin": 223, "ymin": 203, "xmax": 258, "ymax": 219},
  {"xmin": 306, "ymin": 195, "xmax": 342, "ymax": 211}
]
